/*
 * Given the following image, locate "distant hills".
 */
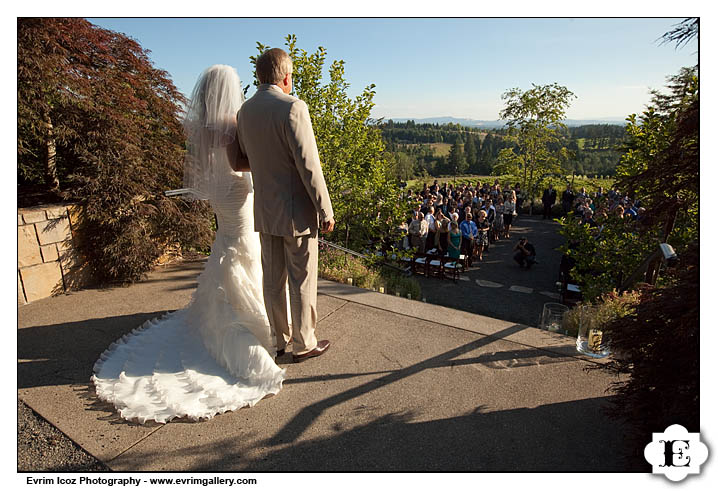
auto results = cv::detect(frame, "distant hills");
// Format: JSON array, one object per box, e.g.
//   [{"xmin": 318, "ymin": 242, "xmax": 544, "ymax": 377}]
[{"xmin": 383, "ymin": 116, "xmax": 626, "ymax": 128}]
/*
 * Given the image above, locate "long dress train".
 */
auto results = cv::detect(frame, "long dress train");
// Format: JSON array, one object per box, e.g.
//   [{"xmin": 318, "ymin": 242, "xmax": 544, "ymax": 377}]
[{"xmin": 91, "ymin": 171, "xmax": 285, "ymax": 424}]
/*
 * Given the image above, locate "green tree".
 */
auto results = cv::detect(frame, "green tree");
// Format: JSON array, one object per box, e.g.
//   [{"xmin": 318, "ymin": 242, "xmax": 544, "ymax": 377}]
[
  {"xmin": 463, "ymin": 133, "xmax": 478, "ymax": 173},
  {"xmin": 448, "ymin": 137, "xmax": 468, "ymax": 177},
  {"xmin": 498, "ymin": 83, "xmax": 576, "ymax": 214},
  {"xmin": 252, "ymin": 35, "xmax": 407, "ymax": 249},
  {"xmin": 392, "ymin": 151, "xmax": 416, "ymax": 182},
  {"xmin": 478, "ymin": 133, "xmax": 496, "ymax": 174},
  {"xmin": 587, "ymin": 21, "xmax": 699, "ymax": 465},
  {"xmin": 17, "ymin": 18, "xmax": 213, "ymax": 283},
  {"xmin": 616, "ymin": 66, "xmax": 698, "ymax": 248}
]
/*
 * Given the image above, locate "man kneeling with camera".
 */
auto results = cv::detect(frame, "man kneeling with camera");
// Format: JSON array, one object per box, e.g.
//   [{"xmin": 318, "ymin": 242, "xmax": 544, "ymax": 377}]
[{"xmin": 513, "ymin": 237, "xmax": 537, "ymax": 269}]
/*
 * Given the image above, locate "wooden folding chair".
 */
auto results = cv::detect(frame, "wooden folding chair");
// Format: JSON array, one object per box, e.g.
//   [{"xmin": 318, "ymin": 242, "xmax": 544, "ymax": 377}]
[
  {"xmin": 442, "ymin": 256, "xmax": 465, "ymax": 283},
  {"xmin": 412, "ymin": 253, "xmax": 428, "ymax": 276},
  {"xmin": 426, "ymin": 253, "xmax": 444, "ymax": 279}
]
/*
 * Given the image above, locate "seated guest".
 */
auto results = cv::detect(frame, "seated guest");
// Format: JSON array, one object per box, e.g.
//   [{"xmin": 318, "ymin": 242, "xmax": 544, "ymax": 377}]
[{"xmin": 513, "ymin": 237, "xmax": 537, "ymax": 269}]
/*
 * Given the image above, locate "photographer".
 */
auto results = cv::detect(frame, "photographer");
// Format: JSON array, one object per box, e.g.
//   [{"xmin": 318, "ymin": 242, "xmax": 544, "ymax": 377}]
[{"xmin": 513, "ymin": 237, "xmax": 537, "ymax": 269}]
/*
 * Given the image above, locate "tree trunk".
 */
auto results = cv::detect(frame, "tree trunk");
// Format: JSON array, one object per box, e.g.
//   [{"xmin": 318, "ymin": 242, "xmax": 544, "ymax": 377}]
[
  {"xmin": 527, "ymin": 156, "xmax": 535, "ymax": 216},
  {"xmin": 43, "ymin": 111, "xmax": 60, "ymax": 193}
]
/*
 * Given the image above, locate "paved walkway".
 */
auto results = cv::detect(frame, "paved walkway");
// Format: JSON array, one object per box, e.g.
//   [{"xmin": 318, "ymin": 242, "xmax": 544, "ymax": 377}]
[
  {"xmin": 417, "ymin": 215, "xmax": 565, "ymax": 328},
  {"xmin": 17, "ymin": 258, "xmax": 645, "ymax": 472}
]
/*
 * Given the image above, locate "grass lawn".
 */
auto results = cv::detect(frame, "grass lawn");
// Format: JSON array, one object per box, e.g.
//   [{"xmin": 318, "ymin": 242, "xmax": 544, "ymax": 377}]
[
  {"xmin": 406, "ymin": 175, "xmax": 614, "ymax": 193},
  {"xmin": 407, "ymin": 175, "xmax": 493, "ymax": 189},
  {"xmin": 401, "ymin": 142, "xmax": 452, "ymax": 156},
  {"xmin": 428, "ymin": 142, "xmax": 451, "ymax": 157}
]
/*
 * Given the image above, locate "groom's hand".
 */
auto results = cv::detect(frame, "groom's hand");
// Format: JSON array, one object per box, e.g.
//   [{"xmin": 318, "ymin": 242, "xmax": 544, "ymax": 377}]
[{"xmin": 321, "ymin": 217, "xmax": 335, "ymax": 233}]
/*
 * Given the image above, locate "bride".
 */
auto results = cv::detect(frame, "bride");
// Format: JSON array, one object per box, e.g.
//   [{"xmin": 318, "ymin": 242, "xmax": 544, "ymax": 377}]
[{"xmin": 92, "ymin": 65, "xmax": 285, "ymax": 424}]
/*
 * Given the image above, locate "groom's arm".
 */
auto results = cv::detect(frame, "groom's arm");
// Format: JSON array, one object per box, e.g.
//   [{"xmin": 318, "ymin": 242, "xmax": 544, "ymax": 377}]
[
  {"xmin": 286, "ymin": 99, "xmax": 334, "ymax": 229},
  {"xmin": 226, "ymin": 135, "xmax": 251, "ymax": 172},
  {"xmin": 229, "ymin": 110, "xmax": 251, "ymax": 172}
]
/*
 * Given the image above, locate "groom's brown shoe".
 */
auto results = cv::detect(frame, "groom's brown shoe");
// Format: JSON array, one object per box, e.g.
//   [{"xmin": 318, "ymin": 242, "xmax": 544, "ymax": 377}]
[{"xmin": 292, "ymin": 340, "xmax": 330, "ymax": 363}]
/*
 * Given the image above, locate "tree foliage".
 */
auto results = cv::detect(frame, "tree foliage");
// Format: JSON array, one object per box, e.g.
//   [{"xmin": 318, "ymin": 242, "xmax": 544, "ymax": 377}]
[
  {"xmin": 447, "ymin": 137, "xmax": 468, "ymax": 176},
  {"xmin": 659, "ymin": 17, "xmax": 698, "ymax": 50},
  {"xmin": 589, "ymin": 243, "xmax": 699, "ymax": 462},
  {"xmin": 381, "ymin": 122, "xmax": 624, "ymax": 179},
  {"xmin": 558, "ymin": 67, "xmax": 698, "ymax": 300},
  {"xmin": 569, "ymin": 25, "xmax": 698, "ymax": 460},
  {"xmin": 251, "ymin": 35, "xmax": 407, "ymax": 249},
  {"xmin": 558, "ymin": 213, "xmax": 660, "ymax": 301},
  {"xmin": 18, "ymin": 18, "xmax": 213, "ymax": 283},
  {"xmin": 496, "ymin": 83, "xmax": 576, "ymax": 211},
  {"xmin": 615, "ymin": 66, "xmax": 698, "ymax": 248}
]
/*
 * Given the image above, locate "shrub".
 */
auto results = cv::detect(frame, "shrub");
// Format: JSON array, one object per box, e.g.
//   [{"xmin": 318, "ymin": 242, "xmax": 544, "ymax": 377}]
[
  {"xmin": 562, "ymin": 290, "xmax": 641, "ymax": 338},
  {"xmin": 587, "ymin": 242, "xmax": 698, "ymax": 463},
  {"xmin": 557, "ymin": 213, "xmax": 659, "ymax": 301},
  {"xmin": 18, "ymin": 18, "xmax": 213, "ymax": 283},
  {"xmin": 318, "ymin": 247, "xmax": 421, "ymax": 299}
]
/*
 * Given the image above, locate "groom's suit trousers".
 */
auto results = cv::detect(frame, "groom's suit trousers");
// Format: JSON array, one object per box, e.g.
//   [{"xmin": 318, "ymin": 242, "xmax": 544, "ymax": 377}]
[{"xmin": 260, "ymin": 232, "xmax": 318, "ymax": 355}]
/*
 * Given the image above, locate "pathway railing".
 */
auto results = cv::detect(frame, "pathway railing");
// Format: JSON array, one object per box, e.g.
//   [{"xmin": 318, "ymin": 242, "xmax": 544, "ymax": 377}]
[
  {"xmin": 619, "ymin": 243, "xmax": 677, "ymax": 292},
  {"xmin": 165, "ymin": 188, "xmax": 409, "ymax": 275}
]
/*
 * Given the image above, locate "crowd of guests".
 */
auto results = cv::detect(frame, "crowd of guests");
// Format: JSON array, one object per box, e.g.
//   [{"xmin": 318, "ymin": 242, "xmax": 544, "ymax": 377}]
[
  {"xmin": 552, "ymin": 182, "xmax": 646, "ymax": 293},
  {"xmin": 398, "ymin": 179, "xmax": 644, "ymax": 274},
  {"xmin": 546, "ymin": 182, "xmax": 646, "ymax": 226},
  {"xmin": 402, "ymin": 179, "xmax": 525, "ymax": 267}
]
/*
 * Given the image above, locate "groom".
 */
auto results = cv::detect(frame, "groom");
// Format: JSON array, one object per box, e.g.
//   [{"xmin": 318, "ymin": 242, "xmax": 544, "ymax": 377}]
[{"xmin": 237, "ymin": 48, "xmax": 335, "ymax": 363}]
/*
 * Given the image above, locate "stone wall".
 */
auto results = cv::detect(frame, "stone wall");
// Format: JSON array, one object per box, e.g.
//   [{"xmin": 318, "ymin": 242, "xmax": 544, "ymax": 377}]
[{"xmin": 18, "ymin": 204, "xmax": 86, "ymax": 304}]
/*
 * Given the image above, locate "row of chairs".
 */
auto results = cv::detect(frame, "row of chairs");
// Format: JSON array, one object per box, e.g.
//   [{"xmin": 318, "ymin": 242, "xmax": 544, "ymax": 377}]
[{"xmin": 404, "ymin": 248, "xmax": 466, "ymax": 282}]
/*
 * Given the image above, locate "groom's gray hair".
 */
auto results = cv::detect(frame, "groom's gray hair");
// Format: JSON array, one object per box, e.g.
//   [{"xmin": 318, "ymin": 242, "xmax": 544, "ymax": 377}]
[{"xmin": 256, "ymin": 48, "xmax": 293, "ymax": 85}]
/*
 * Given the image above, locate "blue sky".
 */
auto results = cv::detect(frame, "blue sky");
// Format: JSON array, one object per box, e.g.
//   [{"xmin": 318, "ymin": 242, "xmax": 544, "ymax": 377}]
[{"xmin": 88, "ymin": 17, "xmax": 697, "ymax": 122}]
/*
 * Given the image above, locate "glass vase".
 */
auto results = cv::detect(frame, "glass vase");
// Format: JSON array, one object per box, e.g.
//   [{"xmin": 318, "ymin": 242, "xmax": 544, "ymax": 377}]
[{"xmin": 576, "ymin": 305, "xmax": 610, "ymax": 358}]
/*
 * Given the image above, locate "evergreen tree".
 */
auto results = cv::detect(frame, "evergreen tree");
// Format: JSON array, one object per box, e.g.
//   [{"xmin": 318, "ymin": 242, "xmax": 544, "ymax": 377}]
[
  {"xmin": 479, "ymin": 133, "xmax": 495, "ymax": 174},
  {"xmin": 448, "ymin": 137, "xmax": 468, "ymax": 176},
  {"xmin": 463, "ymin": 133, "xmax": 478, "ymax": 173}
]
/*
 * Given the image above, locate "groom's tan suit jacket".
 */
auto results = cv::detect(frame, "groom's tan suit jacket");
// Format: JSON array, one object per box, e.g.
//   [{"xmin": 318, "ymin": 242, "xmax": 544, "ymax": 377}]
[
  {"xmin": 236, "ymin": 84, "xmax": 333, "ymax": 355},
  {"xmin": 237, "ymin": 84, "xmax": 333, "ymax": 236}
]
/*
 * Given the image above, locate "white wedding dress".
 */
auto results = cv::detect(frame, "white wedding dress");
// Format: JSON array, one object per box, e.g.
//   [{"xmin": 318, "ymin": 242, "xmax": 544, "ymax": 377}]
[{"xmin": 92, "ymin": 169, "xmax": 286, "ymax": 424}]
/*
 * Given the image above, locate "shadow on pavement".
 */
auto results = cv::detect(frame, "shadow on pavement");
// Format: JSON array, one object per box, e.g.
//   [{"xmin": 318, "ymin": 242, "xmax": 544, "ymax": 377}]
[
  {"xmin": 18, "ymin": 311, "xmax": 170, "ymax": 390},
  {"xmin": 110, "ymin": 395, "xmax": 645, "ymax": 472}
]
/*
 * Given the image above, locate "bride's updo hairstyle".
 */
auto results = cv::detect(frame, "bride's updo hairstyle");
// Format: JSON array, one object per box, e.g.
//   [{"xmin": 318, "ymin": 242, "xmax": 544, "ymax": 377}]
[{"xmin": 255, "ymin": 48, "xmax": 293, "ymax": 85}]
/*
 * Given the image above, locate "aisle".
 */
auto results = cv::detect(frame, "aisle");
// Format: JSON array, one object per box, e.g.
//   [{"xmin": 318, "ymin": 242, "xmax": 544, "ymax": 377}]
[{"xmin": 416, "ymin": 215, "xmax": 565, "ymax": 327}]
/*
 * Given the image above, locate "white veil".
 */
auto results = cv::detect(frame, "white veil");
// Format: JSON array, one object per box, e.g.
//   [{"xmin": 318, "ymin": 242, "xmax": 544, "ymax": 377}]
[{"xmin": 182, "ymin": 64, "xmax": 245, "ymax": 201}]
